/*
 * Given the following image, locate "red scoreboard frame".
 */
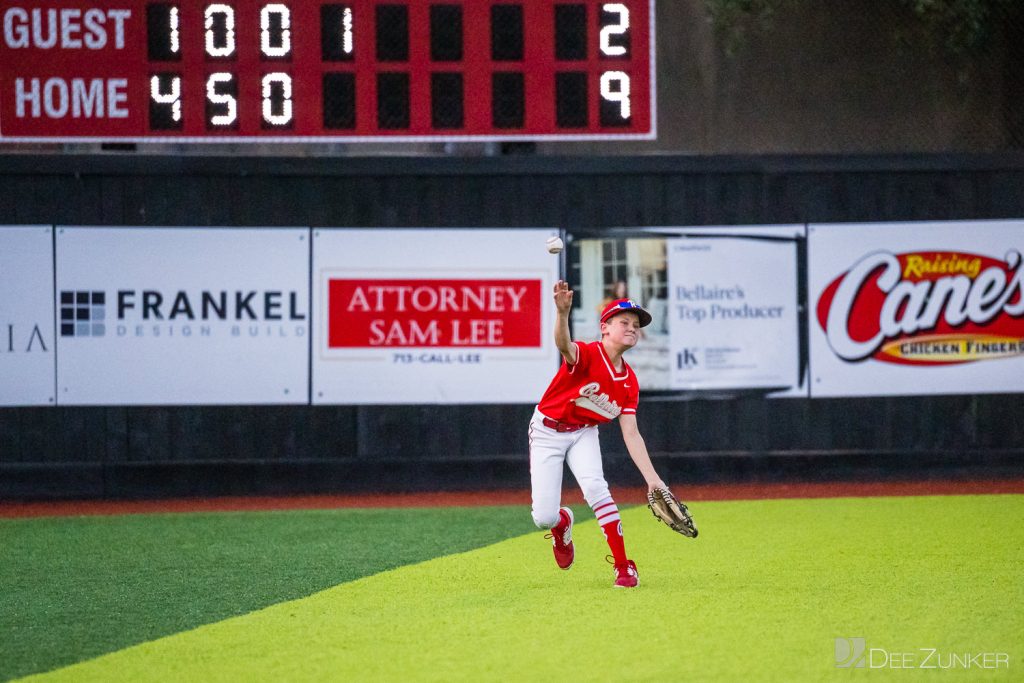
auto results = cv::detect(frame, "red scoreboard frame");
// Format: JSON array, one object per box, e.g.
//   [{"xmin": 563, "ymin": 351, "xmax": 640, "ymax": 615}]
[{"xmin": 0, "ymin": 0, "xmax": 655, "ymax": 142}]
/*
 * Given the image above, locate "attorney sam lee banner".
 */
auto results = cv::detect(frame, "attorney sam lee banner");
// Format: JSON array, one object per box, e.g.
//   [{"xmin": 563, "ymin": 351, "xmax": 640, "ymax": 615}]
[{"xmin": 313, "ymin": 228, "xmax": 560, "ymax": 404}]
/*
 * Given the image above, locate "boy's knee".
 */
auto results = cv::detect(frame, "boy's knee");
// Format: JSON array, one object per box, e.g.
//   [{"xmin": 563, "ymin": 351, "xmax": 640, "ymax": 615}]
[
  {"xmin": 580, "ymin": 480, "xmax": 611, "ymax": 507},
  {"xmin": 532, "ymin": 509, "xmax": 560, "ymax": 529}
]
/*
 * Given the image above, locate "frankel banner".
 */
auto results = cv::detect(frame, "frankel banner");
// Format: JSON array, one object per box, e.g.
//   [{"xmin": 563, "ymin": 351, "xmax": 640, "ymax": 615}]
[
  {"xmin": 55, "ymin": 227, "xmax": 310, "ymax": 405},
  {"xmin": 313, "ymin": 228, "xmax": 560, "ymax": 404},
  {"xmin": 667, "ymin": 228, "xmax": 802, "ymax": 391},
  {"xmin": 809, "ymin": 220, "xmax": 1024, "ymax": 397}
]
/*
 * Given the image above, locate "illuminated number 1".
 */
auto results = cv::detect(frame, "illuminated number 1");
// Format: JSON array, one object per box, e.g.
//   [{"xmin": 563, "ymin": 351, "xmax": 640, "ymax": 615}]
[
  {"xmin": 600, "ymin": 71, "xmax": 631, "ymax": 120},
  {"xmin": 599, "ymin": 3, "xmax": 629, "ymax": 57},
  {"xmin": 169, "ymin": 6, "xmax": 180, "ymax": 54},
  {"xmin": 205, "ymin": 4, "xmax": 236, "ymax": 57},
  {"xmin": 343, "ymin": 6, "xmax": 353, "ymax": 55}
]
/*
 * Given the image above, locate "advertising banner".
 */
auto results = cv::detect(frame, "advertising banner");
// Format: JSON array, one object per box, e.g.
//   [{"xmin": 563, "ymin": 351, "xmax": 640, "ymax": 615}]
[
  {"xmin": 0, "ymin": 225, "xmax": 55, "ymax": 406},
  {"xmin": 809, "ymin": 220, "xmax": 1024, "ymax": 397},
  {"xmin": 667, "ymin": 230, "xmax": 801, "ymax": 391},
  {"xmin": 313, "ymin": 229, "xmax": 560, "ymax": 404},
  {"xmin": 55, "ymin": 227, "xmax": 309, "ymax": 405}
]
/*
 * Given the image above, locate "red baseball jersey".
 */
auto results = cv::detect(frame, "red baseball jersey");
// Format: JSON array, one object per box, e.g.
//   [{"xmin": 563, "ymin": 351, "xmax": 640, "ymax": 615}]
[{"xmin": 537, "ymin": 341, "xmax": 640, "ymax": 425}]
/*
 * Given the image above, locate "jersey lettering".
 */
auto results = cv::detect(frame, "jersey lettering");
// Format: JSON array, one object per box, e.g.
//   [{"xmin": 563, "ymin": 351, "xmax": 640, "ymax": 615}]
[{"xmin": 575, "ymin": 382, "xmax": 621, "ymax": 419}]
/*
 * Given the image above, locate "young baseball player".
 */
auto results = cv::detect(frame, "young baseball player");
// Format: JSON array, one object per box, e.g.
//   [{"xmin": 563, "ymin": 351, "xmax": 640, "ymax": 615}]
[{"xmin": 528, "ymin": 280, "xmax": 668, "ymax": 588}]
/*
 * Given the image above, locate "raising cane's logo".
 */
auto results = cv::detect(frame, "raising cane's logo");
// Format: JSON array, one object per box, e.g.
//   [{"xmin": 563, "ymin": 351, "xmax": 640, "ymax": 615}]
[{"xmin": 817, "ymin": 250, "xmax": 1024, "ymax": 365}]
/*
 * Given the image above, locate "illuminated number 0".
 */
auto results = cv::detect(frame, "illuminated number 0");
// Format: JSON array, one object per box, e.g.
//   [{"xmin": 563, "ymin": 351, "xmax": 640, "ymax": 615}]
[
  {"xmin": 600, "ymin": 71, "xmax": 631, "ymax": 120},
  {"xmin": 205, "ymin": 4, "xmax": 236, "ymax": 57},
  {"xmin": 262, "ymin": 73, "xmax": 293, "ymax": 125},
  {"xmin": 261, "ymin": 4, "xmax": 291, "ymax": 57},
  {"xmin": 600, "ymin": 3, "xmax": 629, "ymax": 57}
]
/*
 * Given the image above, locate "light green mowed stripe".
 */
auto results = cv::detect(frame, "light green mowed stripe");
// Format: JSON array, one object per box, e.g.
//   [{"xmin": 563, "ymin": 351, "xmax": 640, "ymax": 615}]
[{"xmin": 24, "ymin": 496, "xmax": 1024, "ymax": 682}]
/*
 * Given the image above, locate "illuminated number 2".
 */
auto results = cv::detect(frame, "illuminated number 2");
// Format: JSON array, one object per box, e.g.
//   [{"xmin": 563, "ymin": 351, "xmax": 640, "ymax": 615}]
[
  {"xmin": 600, "ymin": 71, "xmax": 631, "ymax": 120},
  {"xmin": 261, "ymin": 4, "xmax": 291, "ymax": 57},
  {"xmin": 599, "ymin": 3, "xmax": 629, "ymax": 57},
  {"xmin": 262, "ymin": 73, "xmax": 293, "ymax": 125},
  {"xmin": 205, "ymin": 4, "xmax": 236, "ymax": 57}
]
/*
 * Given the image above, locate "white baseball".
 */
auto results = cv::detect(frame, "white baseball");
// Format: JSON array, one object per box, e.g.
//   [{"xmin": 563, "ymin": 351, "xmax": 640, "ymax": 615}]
[{"xmin": 545, "ymin": 236, "xmax": 564, "ymax": 254}]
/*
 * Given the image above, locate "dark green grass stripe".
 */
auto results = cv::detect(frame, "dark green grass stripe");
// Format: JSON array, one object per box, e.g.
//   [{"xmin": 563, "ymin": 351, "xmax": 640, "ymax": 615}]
[{"xmin": 0, "ymin": 506, "xmax": 535, "ymax": 682}]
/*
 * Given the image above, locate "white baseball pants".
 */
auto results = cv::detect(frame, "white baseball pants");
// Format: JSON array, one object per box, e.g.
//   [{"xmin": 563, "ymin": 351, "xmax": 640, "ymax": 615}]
[{"xmin": 528, "ymin": 407, "xmax": 612, "ymax": 529}]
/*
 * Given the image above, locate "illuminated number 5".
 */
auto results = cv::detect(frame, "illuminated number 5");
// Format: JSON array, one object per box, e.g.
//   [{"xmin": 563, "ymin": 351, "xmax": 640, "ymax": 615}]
[
  {"xmin": 207, "ymin": 73, "xmax": 237, "ymax": 125},
  {"xmin": 600, "ymin": 71, "xmax": 631, "ymax": 119},
  {"xmin": 600, "ymin": 3, "xmax": 629, "ymax": 57}
]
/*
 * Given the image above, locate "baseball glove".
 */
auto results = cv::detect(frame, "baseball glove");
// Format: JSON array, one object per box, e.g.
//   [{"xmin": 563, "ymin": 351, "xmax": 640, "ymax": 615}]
[{"xmin": 647, "ymin": 487, "xmax": 698, "ymax": 538}]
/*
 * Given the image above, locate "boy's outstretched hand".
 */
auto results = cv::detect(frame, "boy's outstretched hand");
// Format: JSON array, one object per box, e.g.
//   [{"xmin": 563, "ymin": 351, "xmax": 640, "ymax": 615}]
[{"xmin": 553, "ymin": 280, "xmax": 574, "ymax": 315}]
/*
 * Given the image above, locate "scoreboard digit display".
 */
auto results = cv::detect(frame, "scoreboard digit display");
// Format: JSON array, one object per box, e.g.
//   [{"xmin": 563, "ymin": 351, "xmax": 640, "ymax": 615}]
[{"xmin": 0, "ymin": 0, "xmax": 654, "ymax": 142}]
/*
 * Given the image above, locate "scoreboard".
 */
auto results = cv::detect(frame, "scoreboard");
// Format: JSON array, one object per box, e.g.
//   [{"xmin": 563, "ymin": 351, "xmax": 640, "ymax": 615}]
[{"xmin": 0, "ymin": 0, "xmax": 655, "ymax": 142}]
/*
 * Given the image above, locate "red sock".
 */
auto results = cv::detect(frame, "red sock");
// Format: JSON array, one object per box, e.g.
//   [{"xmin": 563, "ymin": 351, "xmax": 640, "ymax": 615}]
[
  {"xmin": 593, "ymin": 498, "xmax": 628, "ymax": 566},
  {"xmin": 602, "ymin": 520, "xmax": 627, "ymax": 566}
]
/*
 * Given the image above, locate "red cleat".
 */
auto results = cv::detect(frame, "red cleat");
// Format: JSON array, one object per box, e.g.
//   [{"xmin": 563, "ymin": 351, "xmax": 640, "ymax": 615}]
[
  {"xmin": 613, "ymin": 559, "xmax": 639, "ymax": 588},
  {"xmin": 544, "ymin": 507, "xmax": 574, "ymax": 570}
]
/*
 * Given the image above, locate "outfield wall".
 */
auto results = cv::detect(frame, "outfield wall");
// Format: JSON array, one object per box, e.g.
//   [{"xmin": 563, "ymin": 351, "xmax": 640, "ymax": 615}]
[{"xmin": 1, "ymin": 154, "xmax": 1023, "ymax": 498}]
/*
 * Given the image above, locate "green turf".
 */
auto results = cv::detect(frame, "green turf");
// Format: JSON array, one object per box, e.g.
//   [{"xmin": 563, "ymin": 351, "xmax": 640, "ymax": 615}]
[
  {"xmin": 13, "ymin": 494, "xmax": 1024, "ymax": 682},
  {"xmin": 0, "ymin": 506, "xmax": 536, "ymax": 682}
]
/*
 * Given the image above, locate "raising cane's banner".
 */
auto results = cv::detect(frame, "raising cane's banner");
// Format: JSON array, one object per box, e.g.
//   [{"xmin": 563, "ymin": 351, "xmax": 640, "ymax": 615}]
[
  {"xmin": 809, "ymin": 220, "xmax": 1024, "ymax": 397},
  {"xmin": 313, "ymin": 229, "xmax": 560, "ymax": 404}
]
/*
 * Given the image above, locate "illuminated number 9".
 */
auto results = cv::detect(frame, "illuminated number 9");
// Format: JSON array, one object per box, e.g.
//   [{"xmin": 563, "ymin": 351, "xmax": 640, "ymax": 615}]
[
  {"xmin": 205, "ymin": 4, "xmax": 236, "ymax": 57},
  {"xmin": 600, "ymin": 71, "xmax": 631, "ymax": 120},
  {"xmin": 262, "ymin": 73, "xmax": 293, "ymax": 125},
  {"xmin": 261, "ymin": 4, "xmax": 291, "ymax": 58},
  {"xmin": 600, "ymin": 3, "xmax": 629, "ymax": 57}
]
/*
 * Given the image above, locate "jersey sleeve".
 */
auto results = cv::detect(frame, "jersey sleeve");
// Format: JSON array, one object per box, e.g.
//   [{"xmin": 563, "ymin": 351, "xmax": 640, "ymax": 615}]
[{"xmin": 565, "ymin": 340, "xmax": 589, "ymax": 375}]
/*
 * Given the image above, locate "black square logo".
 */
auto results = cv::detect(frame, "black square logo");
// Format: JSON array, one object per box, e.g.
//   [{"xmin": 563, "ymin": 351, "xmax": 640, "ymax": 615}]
[{"xmin": 60, "ymin": 291, "xmax": 106, "ymax": 337}]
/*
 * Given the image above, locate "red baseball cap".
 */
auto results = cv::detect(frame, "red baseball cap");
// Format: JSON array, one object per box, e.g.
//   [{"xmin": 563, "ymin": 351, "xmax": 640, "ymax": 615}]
[{"xmin": 600, "ymin": 298, "xmax": 652, "ymax": 328}]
